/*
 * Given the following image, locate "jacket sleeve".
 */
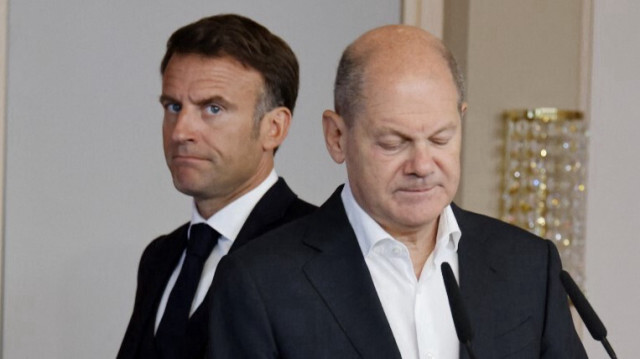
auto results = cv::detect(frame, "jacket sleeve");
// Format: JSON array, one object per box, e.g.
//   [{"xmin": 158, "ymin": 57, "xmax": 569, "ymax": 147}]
[{"xmin": 116, "ymin": 239, "xmax": 157, "ymax": 359}]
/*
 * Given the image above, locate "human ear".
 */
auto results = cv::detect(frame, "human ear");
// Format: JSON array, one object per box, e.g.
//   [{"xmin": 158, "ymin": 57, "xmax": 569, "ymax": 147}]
[
  {"xmin": 260, "ymin": 107, "xmax": 291, "ymax": 152},
  {"xmin": 322, "ymin": 110, "xmax": 347, "ymax": 164}
]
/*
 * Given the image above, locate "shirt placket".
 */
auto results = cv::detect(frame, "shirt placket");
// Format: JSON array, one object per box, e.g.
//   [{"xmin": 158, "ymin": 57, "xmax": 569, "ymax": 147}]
[{"xmin": 416, "ymin": 258, "xmax": 438, "ymax": 359}]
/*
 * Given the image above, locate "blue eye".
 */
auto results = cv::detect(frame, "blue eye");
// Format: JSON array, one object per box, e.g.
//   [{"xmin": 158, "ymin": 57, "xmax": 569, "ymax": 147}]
[
  {"xmin": 166, "ymin": 103, "xmax": 181, "ymax": 113},
  {"xmin": 206, "ymin": 105, "xmax": 222, "ymax": 115}
]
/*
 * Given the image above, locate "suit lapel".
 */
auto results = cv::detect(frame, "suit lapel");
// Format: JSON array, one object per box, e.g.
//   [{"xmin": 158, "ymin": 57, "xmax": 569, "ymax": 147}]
[
  {"xmin": 200, "ymin": 179, "xmax": 303, "ymax": 324},
  {"xmin": 230, "ymin": 177, "xmax": 297, "ymax": 252},
  {"xmin": 198, "ymin": 178, "xmax": 298, "ymax": 325},
  {"xmin": 123, "ymin": 224, "xmax": 189, "ymax": 357},
  {"xmin": 453, "ymin": 204, "xmax": 503, "ymax": 358},
  {"xmin": 302, "ymin": 188, "xmax": 402, "ymax": 359},
  {"xmin": 141, "ymin": 224, "xmax": 189, "ymax": 318}
]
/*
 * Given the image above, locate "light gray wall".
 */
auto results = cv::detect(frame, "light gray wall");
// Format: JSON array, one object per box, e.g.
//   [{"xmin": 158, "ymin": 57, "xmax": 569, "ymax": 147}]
[
  {"xmin": 584, "ymin": 1, "xmax": 640, "ymax": 357},
  {"xmin": 2, "ymin": 1, "xmax": 399, "ymax": 357}
]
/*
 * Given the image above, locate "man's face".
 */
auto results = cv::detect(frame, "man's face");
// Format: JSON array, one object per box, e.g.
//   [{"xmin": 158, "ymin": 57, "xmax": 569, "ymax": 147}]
[
  {"xmin": 344, "ymin": 65, "xmax": 463, "ymax": 236},
  {"xmin": 161, "ymin": 53, "xmax": 268, "ymax": 209}
]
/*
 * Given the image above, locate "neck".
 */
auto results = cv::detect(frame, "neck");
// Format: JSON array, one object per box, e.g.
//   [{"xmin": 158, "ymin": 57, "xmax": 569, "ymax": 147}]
[
  {"xmin": 195, "ymin": 160, "xmax": 273, "ymax": 219},
  {"xmin": 388, "ymin": 221, "xmax": 439, "ymax": 279}
]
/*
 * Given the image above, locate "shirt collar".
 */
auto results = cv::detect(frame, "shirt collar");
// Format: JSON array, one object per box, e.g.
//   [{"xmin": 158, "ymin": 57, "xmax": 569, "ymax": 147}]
[
  {"xmin": 341, "ymin": 181, "xmax": 461, "ymax": 259},
  {"xmin": 432, "ymin": 204, "xmax": 461, "ymax": 267},
  {"xmin": 189, "ymin": 169, "xmax": 278, "ymax": 241},
  {"xmin": 341, "ymin": 182, "xmax": 390, "ymax": 256}
]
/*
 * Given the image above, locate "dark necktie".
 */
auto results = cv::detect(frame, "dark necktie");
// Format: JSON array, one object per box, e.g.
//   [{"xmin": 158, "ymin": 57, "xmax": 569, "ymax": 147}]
[{"xmin": 155, "ymin": 223, "xmax": 218, "ymax": 358}]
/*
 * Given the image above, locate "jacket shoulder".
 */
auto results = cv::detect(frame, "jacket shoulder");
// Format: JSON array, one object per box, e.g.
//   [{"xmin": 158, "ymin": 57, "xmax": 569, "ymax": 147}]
[
  {"xmin": 452, "ymin": 203, "xmax": 550, "ymax": 255},
  {"xmin": 283, "ymin": 197, "xmax": 317, "ymax": 220},
  {"xmin": 138, "ymin": 223, "xmax": 189, "ymax": 270}
]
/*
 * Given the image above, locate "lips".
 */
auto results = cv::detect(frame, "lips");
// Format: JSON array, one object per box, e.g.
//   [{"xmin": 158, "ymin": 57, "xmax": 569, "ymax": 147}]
[
  {"xmin": 171, "ymin": 155, "xmax": 208, "ymax": 165},
  {"xmin": 397, "ymin": 185, "xmax": 437, "ymax": 193},
  {"xmin": 173, "ymin": 155, "xmax": 205, "ymax": 160}
]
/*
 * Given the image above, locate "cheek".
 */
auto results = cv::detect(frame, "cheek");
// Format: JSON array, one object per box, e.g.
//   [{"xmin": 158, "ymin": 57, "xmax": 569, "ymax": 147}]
[
  {"xmin": 445, "ymin": 152, "xmax": 461, "ymax": 175},
  {"xmin": 161, "ymin": 122, "xmax": 170, "ymax": 137},
  {"xmin": 365, "ymin": 153, "xmax": 406, "ymax": 191},
  {"xmin": 162, "ymin": 129, "xmax": 173, "ymax": 155},
  {"xmin": 162, "ymin": 121, "xmax": 177, "ymax": 143},
  {"xmin": 347, "ymin": 138, "xmax": 403, "ymax": 188},
  {"xmin": 202, "ymin": 122, "xmax": 237, "ymax": 148},
  {"xmin": 434, "ymin": 153, "xmax": 461, "ymax": 191},
  {"xmin": 436, "ymin": 154, "xmax": 456, "ymax": 170},
  {"xmin": 225, "ymin": 119, "xmax": 257, "ymax": 143}
]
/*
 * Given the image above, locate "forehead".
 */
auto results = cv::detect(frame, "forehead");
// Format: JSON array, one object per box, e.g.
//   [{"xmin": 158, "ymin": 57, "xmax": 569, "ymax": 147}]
[
  {"xmin": 162, "ymin": 53, "xmax": 264, "ymax": 98},
  {"xmin": 355, "ymin": 65, "xmax": 460, "ymax": 131}
]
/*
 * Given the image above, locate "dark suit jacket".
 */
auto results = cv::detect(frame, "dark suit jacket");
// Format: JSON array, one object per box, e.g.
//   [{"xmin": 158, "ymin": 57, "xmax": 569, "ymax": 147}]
[
  {"xmin": 117, "ymin": 178, "xmax": 316, "ymax": 359},
  {"xmin": 209, "ymin": 186, "xmax": 587, "ymax": 359}
]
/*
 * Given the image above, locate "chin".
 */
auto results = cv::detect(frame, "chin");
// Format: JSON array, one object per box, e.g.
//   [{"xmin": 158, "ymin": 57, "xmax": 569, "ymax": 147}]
[{"xmin": 172, "ymin": 178, "xmax": 202, "ymax": 196}]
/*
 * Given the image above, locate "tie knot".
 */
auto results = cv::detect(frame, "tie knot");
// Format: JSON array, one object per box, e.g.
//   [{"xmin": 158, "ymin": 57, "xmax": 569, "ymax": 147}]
[{"xmin": 187, "ymin": 223, "xmax": 218, "ymax": 259}]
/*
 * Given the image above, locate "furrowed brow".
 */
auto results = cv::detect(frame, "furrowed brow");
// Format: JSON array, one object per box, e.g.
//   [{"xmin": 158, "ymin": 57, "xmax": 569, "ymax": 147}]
[
  {"xmin": 159, "ymin": 94, "xmax": 178, "ymax": 104},
  {"xmin": 194, "ymin": 96, "xmax": 236, "ymax": 111},
  {"xmin": 432, "ymin": 122, "xmax": 458, "ymax": 136}
]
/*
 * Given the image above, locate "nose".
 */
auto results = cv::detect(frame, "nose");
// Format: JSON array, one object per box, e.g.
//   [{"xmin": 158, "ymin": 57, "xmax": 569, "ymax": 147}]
[
  {"xmin": 405, "ymin": 144, "xmax": 434, "ymax": 177},
  {"xmin": 170, "ymin": 108, "xmax": 198, "ymax": 143}
]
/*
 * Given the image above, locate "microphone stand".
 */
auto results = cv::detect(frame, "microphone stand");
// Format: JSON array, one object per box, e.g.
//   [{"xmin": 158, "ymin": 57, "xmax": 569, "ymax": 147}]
[
  {"xmin": 561, "ymin": 270, "xmax": 617, "ymax": 359},
  {"xmin": 441, "ymin": 262, "xmax": 477, "ymax": 359}
]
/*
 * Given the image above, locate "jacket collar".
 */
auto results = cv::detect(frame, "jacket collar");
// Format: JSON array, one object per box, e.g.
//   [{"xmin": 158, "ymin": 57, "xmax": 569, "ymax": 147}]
[
  {"xmin": 301, "ymin": 186, "xmax": 403, "ymax": 359},
  {"xmin": 231, "ymin": 177, "xmax": 298, "ymax": 251}
]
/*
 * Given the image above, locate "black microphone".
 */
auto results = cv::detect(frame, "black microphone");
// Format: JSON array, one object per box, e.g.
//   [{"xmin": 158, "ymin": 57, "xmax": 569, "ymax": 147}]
[
  {"xmin": 441, "ymin": 262, "xmax": 477, "ymax": 359},
  {"xmin": 560, "ymin": 270, "xmax": 617, "ymax": 359}
]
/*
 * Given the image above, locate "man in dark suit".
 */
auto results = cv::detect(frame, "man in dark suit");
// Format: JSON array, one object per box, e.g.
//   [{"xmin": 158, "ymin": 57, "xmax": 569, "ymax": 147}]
[
  {"xmin": 209, "ymin": 25, "xmax": 587, "ymax": 358},
  {"xmin": 117, "ymin": 14, "xmax": 315, "ymax": 359}
]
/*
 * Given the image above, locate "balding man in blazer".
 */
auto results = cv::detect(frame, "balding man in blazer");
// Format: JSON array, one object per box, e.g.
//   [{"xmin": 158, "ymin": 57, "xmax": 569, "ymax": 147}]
[{"xmin": 209, "ymin": 24, "xmax": 586, "ymax": 359}]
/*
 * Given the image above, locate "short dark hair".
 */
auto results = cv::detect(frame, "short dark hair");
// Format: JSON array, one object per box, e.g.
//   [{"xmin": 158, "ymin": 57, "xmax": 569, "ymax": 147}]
[
  {"xmin": 334, "ymin": 42, "xmax": 465, "ymax": 126},
  {"xmin": 161, "ymin": 14, "xmax": 299, "ymax": 122}
]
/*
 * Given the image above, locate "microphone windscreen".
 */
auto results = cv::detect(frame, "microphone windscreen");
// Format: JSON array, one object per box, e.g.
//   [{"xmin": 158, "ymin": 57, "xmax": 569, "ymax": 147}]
[
  {"xmin": 560, "ymin": 270, "xmax": 607, "ymax": 340},
  {"xmin": 441, "ymin": 262, "xmax": 474, "ymax": 343}
]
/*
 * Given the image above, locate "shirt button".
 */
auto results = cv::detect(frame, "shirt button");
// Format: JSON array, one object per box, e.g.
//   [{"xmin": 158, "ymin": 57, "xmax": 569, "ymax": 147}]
[
  {"xmin": 425, "ymin": 353, "xmax": 435, "ymax": 359},
  {"xmin": 392, "ymin": 246, "xmax": 402, "ymax": 255}
]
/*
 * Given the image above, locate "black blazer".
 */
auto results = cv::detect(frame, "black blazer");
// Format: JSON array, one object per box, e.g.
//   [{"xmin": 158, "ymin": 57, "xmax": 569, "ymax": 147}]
[
  {"xmin": 209, "ymin": 186, "xmax": 587, "ymax": 359},
  {"xmin": 117, "ymin": 178, "xmax": 316, "ymax": 359}
]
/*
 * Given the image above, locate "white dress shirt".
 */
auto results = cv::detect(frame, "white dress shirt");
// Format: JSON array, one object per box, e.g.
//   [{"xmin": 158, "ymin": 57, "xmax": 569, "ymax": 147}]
[
  {"xmin": 154, "ymin": 170, "xmax": 279, "ymax": 332},
  {"xmin": 341, "ymin": 183, "xmax": 462, "ymax": 359}
]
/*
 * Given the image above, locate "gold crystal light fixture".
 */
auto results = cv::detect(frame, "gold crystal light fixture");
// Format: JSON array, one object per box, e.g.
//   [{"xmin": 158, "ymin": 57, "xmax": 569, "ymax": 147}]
[{"xmin": 501, "ymin": 108, "xmax": 587, "ymax": 285}]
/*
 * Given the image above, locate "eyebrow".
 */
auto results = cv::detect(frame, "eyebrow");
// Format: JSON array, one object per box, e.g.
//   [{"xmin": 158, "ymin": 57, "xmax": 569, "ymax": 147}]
[
  {"xmin": 375, "ymin": 121, "xmax": 458, "ymax": 139},
  {"xmin": 431, "ymin": 123, "xmax": 458, "ymax": 136},
  {"xmin": 195, "ymin": 96, "xmax": 235, "ymax": 111},
  {"xmin": 158, "ymin": 95, "xmax": 236, "ymax": 111},
  {"xmin": 159, "ymin": 94, "xmax": 176, "ymax": 104}
]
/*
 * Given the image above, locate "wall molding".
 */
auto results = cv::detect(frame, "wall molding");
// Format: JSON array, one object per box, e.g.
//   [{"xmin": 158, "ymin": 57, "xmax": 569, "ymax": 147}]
[
  {"xmin": 579, "ymin": 0, "xmax": 593, "ymax": 113},
  {"xmin": 0, "ymin": 0, "xmax": 7, "ymax": 354},
  {"xmin": 402, "ymin": 0, "xmax": 444, "ymax": 38}
]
